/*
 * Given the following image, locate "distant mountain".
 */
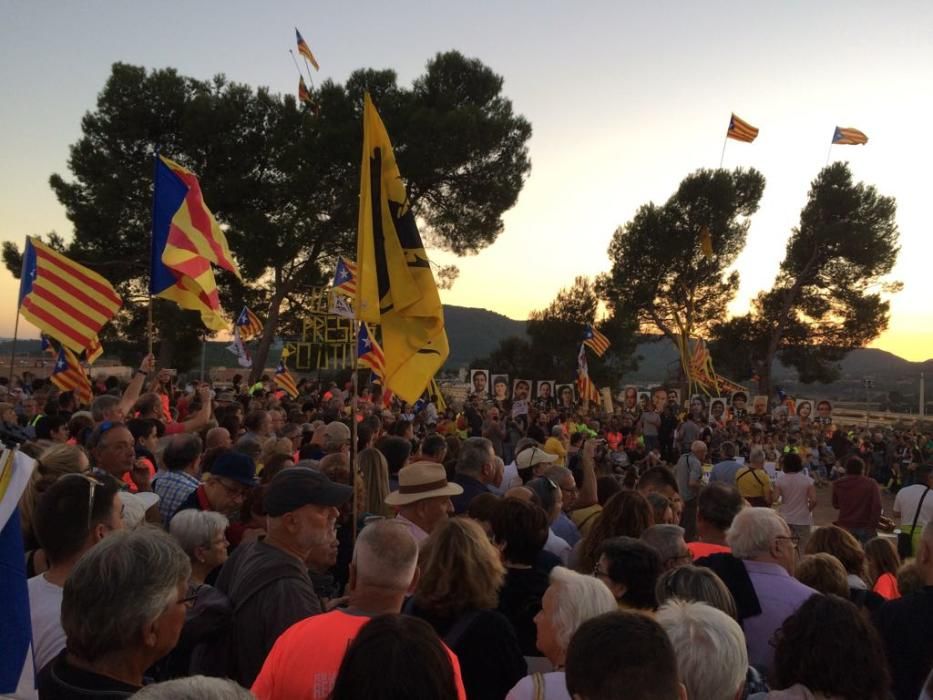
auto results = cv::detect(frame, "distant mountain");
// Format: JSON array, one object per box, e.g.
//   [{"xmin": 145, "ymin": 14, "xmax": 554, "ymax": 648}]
[{"xmin": 5, "ymin": 306, "xmax": 927, "ymax": 403}]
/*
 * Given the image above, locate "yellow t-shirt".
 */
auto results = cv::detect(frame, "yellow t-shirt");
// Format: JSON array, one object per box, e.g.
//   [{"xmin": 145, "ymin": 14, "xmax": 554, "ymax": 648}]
[
  {"xmin": 735, "ymin": 466, "xmax": 772, "ymax": 502},
  {"xmin": 570, "ymin": 505, "xmax": 602, "ymax": 538}
]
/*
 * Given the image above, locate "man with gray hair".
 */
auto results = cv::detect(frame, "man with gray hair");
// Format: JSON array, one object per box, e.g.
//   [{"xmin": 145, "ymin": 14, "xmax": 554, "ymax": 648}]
[
  {"xmin": 253, "ymin": 520, "xmax": 455, "ymax": 700},
  {"xmin": 640, "ymin": 524, "xmax": 691, "ymax": 572},
  {"xmin": 656, "ymin": 599, "xmax": 748, "ymax": 700},
  {"xmin": 451, "ymin": 436, "xmax": 502, "ymax": 514},
  {"xmin": 674, "ymin": 440, "xmax": 707, "ymax": 541},
  {"xmin": 695, "ymin": 507, "xmax": 815, "ymax": 674},
  {"xmin": 37, "ymin": 528, "xmax": 191, "ymax": 697}
]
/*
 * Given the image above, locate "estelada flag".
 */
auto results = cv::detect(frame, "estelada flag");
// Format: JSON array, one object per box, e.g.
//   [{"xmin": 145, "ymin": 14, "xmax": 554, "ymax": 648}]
[
  {"xmin": 832, "ymin": 127, "xmax": 868, "ymax": 145},
  {"xmin": 18, "ymin": 237, "xmax": 122, "ymax": 356},
  {"xmin": 50, "ymin": 347, "xmax": 92, "ymax": 406},
  {"xmin": 295, "ymin": 28, "xmax": 320, "ymax": 70},
  {"xmin": 357, "ymin": 322, "xmax": 386, "ymax": 380},
  {"xmin": 355, "ymin": 93, "xmax": 450, "ymax": 403},
  {"xmin": 151, "ymin": 155, "xmax": 242, "ymax": 331},
  {"xmin": 727, "ymin": 113, "xmax": 759, "ymax": 143},
  {"xmin": 332, "ymin": 257, "xmax": 357, "ymax": 296},
  {"xmin": 582, "ymin": 324, "xmax": 610, "ymax": 357},
  {"xmin": 235, "ymin": 306, "xmax": 264, "ymax": 342},
  {"xmin": 298, "ymin": 76, "xmax": 312, "ymax": 104},
  {"xmin": 274, "ymin": 361, "xmax": 299, "ymax": 399}
]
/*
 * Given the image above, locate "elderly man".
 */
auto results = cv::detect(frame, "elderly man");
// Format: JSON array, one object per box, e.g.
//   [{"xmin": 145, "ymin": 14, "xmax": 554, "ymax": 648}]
[
  {"xmin": 873, "ymin": 520, "xmax": 933, "ymax": 700},
  {"xmin": 252, "ymin": 521, "xmax": 466, "ymax": 700},
  {"xmin": 450, "ymin": 437, "xmax": 502, "ymax": 514},
  {"xmin": 88, "ymin": 421, "xmax": 146, "ymax": 491},
  {"xmin": 688, "ymin": 482, "xmax": 744, "ymax": 559},
  {"xmin": 215, "ymin": 468, "xmax": 352, "ymax": 686},
  {"xmin": 37, "ymin": 529, "xmax": 191, "ymax": 697},
  {"xmin": 657, "ymin": 600, "xmax": 748, "ymax": 700},
  {"xmin": 674, "ymin": 440, "xmax": 707, "ymax": 541},
  {"xmin": 696, "ymin": 507, "xmax": 816, "ymax": 674},
  {"xmin": 385, "ymin": 461, "xmax": 463, "ymax": 543},
  {"xmin": 173, "ymin": 451, "xmax": 258, "ymax": 520}
]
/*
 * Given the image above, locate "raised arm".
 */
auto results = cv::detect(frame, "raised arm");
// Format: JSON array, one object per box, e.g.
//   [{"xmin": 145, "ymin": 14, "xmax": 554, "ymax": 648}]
[{"xmin": 117, "ymin": 354, "xmax": 154, "ymax": 419}]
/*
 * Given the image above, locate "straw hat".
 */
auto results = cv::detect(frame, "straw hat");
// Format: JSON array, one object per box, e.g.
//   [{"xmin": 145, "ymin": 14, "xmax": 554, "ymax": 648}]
[{"xmin": 384, "ymin": 461, "xmax": 463, "ymax": 506}]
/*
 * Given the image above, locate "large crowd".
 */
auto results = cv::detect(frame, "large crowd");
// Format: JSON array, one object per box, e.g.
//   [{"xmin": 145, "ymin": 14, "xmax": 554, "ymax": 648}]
[{"xmin": 4, "ymin": 356, "xmax": 933, "ymax": 700}]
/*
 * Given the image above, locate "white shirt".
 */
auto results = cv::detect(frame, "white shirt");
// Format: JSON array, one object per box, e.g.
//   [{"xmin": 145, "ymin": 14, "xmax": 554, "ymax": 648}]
[
  {"xmin": 489, "ymin": 461, "xmax": 522, "ymax": 497},
  {"xmin": 395, "ymin": 513, "xmax": 429, "ymax": 544},
  {"xmin": 544, "ymin": 529, "xmax": 571, "ymax": 565},
  {"xmin": 775, "ymin": 472, "xmax": 814, "ymax": 526},
  {"xmin": 28, "ymin": 574, "xmax": 65, "ymax": 672},
  {"xmin": 507, "ymin": 671, "xmax": 570, "ymax": 700},
  {"xmin": 893, "ymin": 483, "xmax": 933, "ymax": 527}
]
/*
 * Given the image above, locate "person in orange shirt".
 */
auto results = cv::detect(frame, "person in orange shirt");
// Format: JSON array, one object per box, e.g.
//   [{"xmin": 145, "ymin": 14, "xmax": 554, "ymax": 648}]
[
  {"xmin": 865, "ymin": 537, "xmax": 901, "ymax": 600},
  {"xmin": 687, "ymin": 483, "xmax": 744, "ymax": 560},
  {"xmin": 252, "ymin": 520, "xmax": 467, "ymax": 700}
]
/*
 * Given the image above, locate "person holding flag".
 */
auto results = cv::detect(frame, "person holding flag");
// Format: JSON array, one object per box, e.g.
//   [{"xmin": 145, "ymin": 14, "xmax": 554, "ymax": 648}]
[{"xmin": 354, "ymin": 93, "xmax": 449, "ymax": 404}]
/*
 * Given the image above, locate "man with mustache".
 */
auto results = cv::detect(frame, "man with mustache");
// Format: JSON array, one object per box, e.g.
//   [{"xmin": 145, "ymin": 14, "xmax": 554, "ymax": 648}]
[{"xmin": 215, "ymin": 467, "xmax": 352, "ymax": 687}]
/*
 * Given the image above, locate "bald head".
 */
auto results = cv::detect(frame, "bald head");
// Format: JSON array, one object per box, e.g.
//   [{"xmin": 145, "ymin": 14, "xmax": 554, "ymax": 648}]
[
  {"xmin": 205, "ymin": 427, "xmax": 232, "ymax": 450},
  {"xmin": 352, "ymin": 520, "xmax": 418, "ymax": 590},
  {"xmin": 505, "ymin": 486, "xmax": 534, "ymax": 502}
]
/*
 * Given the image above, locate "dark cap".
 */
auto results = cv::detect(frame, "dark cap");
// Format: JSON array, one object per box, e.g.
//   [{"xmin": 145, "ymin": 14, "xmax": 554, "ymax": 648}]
[
  {"xmin": 208, "ymin": 451, "xmax": 258, "ymax": 486},
  {"xmin": 263, "ymin": 467, "xmax": 353, "ymax": 516}
]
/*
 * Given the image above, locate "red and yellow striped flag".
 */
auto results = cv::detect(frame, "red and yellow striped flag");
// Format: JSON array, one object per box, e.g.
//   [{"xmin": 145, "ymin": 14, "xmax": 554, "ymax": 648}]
[
  {"xmin": 295, "ymin": 28, "xmax": 320, "ymax": 70},
  {"xmin": 151, "ymin": 155, "xmax": 242, "ymax": 331},
  {"xmin": 274, "ymin": 361, "xmax": 299, "ymax": 399},
  {"xmin": 50, "ymin": 347, "xmax": 92, "ymax": 406},
  {"xmin": 727, "ymin": 113, "xmax": 759, "ymax": 143},
  {"xmin": 18, "ymin": 237, "xmax": 122, "ymax": 356},
  {"xmin": 832, "ymin": 127, "xmax": 868, "ymax": 145}
]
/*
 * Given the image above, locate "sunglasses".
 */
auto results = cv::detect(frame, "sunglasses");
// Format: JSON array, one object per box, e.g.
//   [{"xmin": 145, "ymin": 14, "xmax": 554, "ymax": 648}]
[{"xmin": 59, "ymin": 472, "xmax": 104, "ymax": 531}]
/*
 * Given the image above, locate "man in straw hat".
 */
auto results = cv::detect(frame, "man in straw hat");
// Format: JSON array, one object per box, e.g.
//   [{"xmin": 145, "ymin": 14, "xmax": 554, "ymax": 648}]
[{"xmin": 385, "ymin": 461, "xmax": 463, "ymax": 544}]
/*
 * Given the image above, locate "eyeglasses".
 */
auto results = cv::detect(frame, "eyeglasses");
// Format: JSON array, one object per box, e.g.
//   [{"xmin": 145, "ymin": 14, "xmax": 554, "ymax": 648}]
[
  {"xmin": 59, "ymin": 473, "xmax": 104, "ymax": 531},
  {"xmin": 775, "ymin": 535, "xmax": 800, "ymax": 550}
]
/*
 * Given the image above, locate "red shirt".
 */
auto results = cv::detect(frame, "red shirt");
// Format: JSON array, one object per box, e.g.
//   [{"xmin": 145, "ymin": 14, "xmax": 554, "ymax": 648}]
[
  {"xmin": 873, "ymin": 572, "xmax": 900, "ymax": 600},
  {"xmin": 688, "ymin": 542, "xmax": 730, "ymax": 559},
  {"xmin": 252, "ymin": 610, "xmax": 467, "ymax": 700}
]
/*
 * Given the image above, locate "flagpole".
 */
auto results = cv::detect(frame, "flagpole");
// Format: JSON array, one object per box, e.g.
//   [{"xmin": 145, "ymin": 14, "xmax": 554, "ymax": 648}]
[
  {"xmin": 825, "ymin": 142, "xmax": 833, "ymax": 167},
  {"xmin": 7, "ymin": 308, "xmax": 20, "ymax": 383},
  {"xmin": 350, "ymin": 318, "xmax": 360, "ymax": 543},
  {"xmin": 288, "ymin": 49, "xmax": 304, "ymax": 81},
  {"xmin": 719, "ymin": 135, "xmax": 728, "ymax": 169}
]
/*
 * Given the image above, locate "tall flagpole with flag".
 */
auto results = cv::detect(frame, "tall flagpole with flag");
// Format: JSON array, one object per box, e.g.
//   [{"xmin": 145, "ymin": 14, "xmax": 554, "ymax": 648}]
[
  {"xmin": 827, "ymin": 126, "xmax": 868, "ymax": 165},
  {"xmin": 722, "ymin": 113, "xmax": 759, "ymax": 167},
  {"xmin": 353, "ymin": 92, "xmax": 449, "ymax": 404}
]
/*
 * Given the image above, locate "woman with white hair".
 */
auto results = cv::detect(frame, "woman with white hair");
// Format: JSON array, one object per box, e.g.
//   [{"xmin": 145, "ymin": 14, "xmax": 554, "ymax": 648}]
[
  {"xmin": 507, "ymin": 566, "xmax": 617, "ymax": 699},
  {"xmin": 169, "ymin": 510, "xmax": 230, "ymax": 587},
  {"xmin": 657, "ymin": 599, "xmax": 748, "ymax": 700},
  {"xmin": 158, "ymin": 510, "xmax": 232, "ymax": 680}
]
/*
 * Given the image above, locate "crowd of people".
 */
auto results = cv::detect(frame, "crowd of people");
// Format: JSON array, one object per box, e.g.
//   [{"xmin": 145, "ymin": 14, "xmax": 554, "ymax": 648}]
[{"xmin": 4, "ymin": 358, "xmax": 933, "ymax": 700}]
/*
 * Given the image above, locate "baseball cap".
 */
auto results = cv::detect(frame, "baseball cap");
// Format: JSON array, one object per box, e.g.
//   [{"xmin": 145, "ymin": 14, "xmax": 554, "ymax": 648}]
[
  {"xmin": 208, "ymin": 451, "xmax": 258, "ymax": 486},
  {"xmin": 263, "ymin": 467, "xmax": 353, "ymax": 516},
  {"xmin": 323, "ymin": 421, "xmax": 351, "ymax": 444},
  {"xmin": 516, "ymin": 446, "xmax": 559, "ymax": 471}
]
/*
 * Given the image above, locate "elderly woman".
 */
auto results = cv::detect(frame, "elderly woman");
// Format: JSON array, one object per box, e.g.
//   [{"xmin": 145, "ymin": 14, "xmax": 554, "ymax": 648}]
[
  {"xmin": 507, "ymin": 566, "xmax": 617, "ymax": 700},
  {"xmin": 407, "ymin": 517, "xmax": 526, "ymax": 700},
  {"xmin": 36, "ymin": 528, "xmax": 191, "ymax": 696},
  {"xmin": 169, "ymin": 510, "xmax": 230, "ymax": 588}
]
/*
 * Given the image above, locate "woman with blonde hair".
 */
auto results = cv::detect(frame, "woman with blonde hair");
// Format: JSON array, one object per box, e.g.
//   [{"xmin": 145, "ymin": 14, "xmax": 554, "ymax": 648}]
[
  {"xmin": 359, "ymin": 447, "xmax": 393, "ymax": 518},
  {"xmin": 20, "ymin": 444, "xmax": 89, "ymax": 556},
  {"xmin": 407, "ymin": 517, "xmax": 526, "ymax": 700}
]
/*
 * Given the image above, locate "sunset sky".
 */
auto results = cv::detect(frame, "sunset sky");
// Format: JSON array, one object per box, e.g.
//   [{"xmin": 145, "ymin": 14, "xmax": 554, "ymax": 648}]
[{"xmin": 2, "ymin": 1, "xmax": 931, "ymax": 361}]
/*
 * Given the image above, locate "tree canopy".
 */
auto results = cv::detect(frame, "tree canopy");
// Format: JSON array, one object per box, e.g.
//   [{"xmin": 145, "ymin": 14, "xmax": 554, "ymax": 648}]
[
  {"xmin": 5, "ymin": 53, "xmax": 532, "ymax": 372},
  {"xmin": 597, "ymin": 167, "xmax": 766, "ymax": 379},
  {"xmin": 709, "ymin": 162, "xmax": 900, "ymax": 394}
]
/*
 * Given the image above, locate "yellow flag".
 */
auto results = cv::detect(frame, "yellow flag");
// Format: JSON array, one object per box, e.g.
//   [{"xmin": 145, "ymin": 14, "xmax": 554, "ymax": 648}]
[
  {"xmin": 355, "ymin": 93, "xmax": 450, "ymax": 403},
  {"xmin": 699, "ymin": 225, "xmax": 713, "ymax": 260}
]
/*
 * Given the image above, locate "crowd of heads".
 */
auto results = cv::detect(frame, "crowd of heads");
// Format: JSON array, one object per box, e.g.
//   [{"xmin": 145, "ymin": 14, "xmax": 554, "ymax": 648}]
[{"xmin": 5, "ymin": 362, "xmax": 933, "ymax": 699}]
